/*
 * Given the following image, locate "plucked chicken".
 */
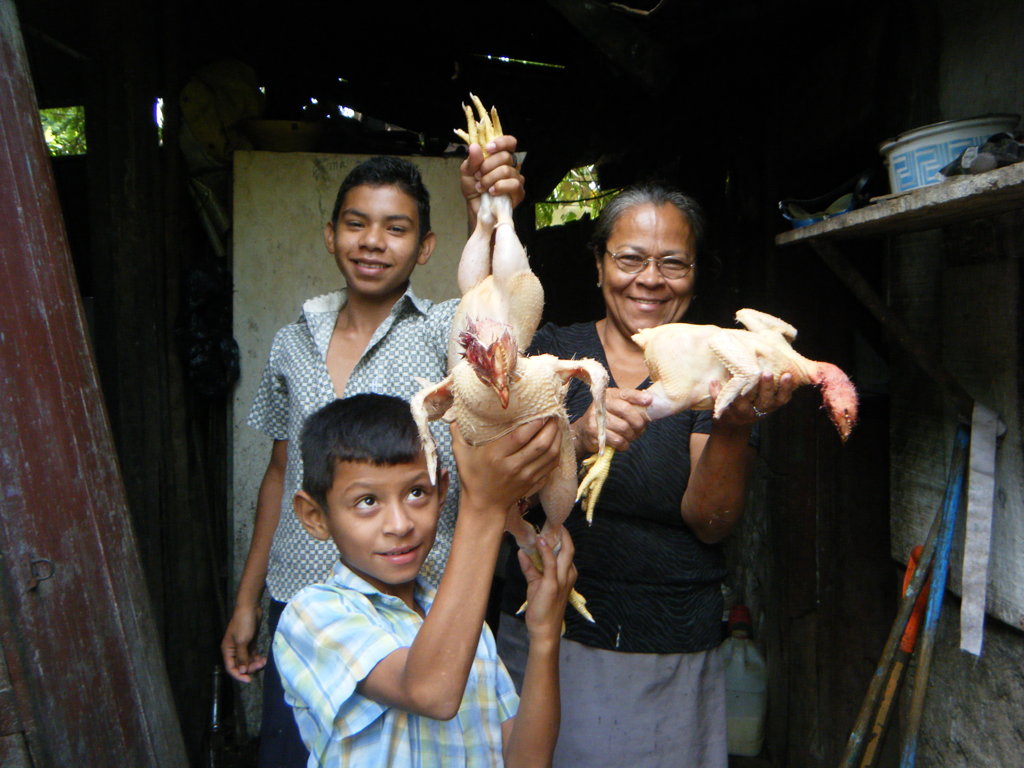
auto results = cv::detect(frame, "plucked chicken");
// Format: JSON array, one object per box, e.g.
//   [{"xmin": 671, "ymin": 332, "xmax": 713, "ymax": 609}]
[
  {"xmin": 577, "ymin": 307, "xmax": 858, "ymax": 517},
  {"xmin": 412, "ymin": 96, "xmax": 608, "ymax": 620}
]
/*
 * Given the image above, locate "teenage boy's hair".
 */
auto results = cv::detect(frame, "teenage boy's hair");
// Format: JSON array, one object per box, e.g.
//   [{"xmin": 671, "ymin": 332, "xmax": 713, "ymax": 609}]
[
  {"xmin": 299, "ymin": 394, "xmax": 423, "ymax": 508},
  {"xmin": 330, "ymin": 156, "xmax": 432, "ymax": 240}
]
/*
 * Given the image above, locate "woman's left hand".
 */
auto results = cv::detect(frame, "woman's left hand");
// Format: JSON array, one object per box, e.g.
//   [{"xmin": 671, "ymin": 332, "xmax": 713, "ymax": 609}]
[{"xmin": 711, "ymin": 371, "xmax": 797, "ymax": 427}]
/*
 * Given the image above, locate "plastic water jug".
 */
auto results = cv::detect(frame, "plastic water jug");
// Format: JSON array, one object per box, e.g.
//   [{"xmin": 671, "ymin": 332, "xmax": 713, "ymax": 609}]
[{"xmin": 721, "ymin": 605, "xmax": 767, "ymax": 757}]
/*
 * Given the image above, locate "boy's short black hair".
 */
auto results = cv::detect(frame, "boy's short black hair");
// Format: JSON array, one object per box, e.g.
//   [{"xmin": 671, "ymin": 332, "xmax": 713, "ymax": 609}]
[
  {"xmin": 330, "ymin": 156, "xmax": 432, "ymax": 240},
  {"xmin": 299, "ymin": 394, "xmax": 423, "ymax": 509}
]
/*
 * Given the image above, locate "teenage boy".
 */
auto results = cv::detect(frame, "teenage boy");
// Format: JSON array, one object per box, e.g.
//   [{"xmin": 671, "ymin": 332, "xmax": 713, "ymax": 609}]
[
  {"xmin": 222, "ymin": 140, "xmax": 524, "ymax": 766},
  {"xmin": 275, "ymin": 394, "xmax": 574, "ymax": 766}
]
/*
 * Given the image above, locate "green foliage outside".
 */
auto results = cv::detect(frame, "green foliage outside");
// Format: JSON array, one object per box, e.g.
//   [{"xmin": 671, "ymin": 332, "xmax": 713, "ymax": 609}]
[
  {"xmin": 535, "ymin": 164, "xmax": 616, "ymax": 230},
  {"xmin": 40, "ymin": 106, "xmax": 87, "ymax": 156}
]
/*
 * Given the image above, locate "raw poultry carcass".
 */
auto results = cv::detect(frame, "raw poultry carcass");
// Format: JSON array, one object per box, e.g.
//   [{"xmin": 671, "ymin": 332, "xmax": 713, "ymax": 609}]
[
  {"xmin": 412, "ymin": 96, "xmax": 608, "ymax": 620},
  {"xmin": 577, "ymin": 308, "xmax": 858, "ymax": 518}
]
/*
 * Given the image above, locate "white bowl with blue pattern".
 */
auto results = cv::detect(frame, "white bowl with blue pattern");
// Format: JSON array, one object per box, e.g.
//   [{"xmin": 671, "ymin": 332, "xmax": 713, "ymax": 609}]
[{"xmin": 880, "ymin": 114, "xmax": 1019, "ymax": 193}]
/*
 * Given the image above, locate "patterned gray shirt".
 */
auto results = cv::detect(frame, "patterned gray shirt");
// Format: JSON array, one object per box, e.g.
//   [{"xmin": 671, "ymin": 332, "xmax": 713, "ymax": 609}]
[{"xmin": 248, "ymin": 286, "xmax": 460, "ymax": 601}]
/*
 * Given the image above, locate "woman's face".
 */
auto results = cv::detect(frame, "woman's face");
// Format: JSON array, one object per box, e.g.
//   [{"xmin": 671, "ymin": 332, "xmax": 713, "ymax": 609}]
[{"xmin": 596, "ymin": 202, "xmax": 697, "ymax": 337}]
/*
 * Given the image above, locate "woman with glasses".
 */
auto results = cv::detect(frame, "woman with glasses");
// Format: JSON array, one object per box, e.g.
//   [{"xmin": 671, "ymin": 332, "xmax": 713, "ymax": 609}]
[{"xmin": 496, "ymin": 182, "xmax": 793, "ymax": 767}]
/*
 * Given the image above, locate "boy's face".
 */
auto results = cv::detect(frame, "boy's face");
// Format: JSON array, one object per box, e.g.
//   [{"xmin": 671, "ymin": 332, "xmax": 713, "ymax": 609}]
[
  {"xmin": 324, "ymin": 184, "xmax": 436, "ymax": 304},
  {"xmin": 296, "ymin": 453, "xmax": 447, "ymax": 599}
]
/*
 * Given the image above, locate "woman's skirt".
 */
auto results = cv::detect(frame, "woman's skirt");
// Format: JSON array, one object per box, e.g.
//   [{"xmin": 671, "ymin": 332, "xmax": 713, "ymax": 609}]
[{"xmin": 496, "ymin": 613, "xmax": 727, "ymax": 768}]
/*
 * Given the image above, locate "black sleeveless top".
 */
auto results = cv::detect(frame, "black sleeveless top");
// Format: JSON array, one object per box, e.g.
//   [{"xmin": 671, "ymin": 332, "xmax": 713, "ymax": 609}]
[{"xmin": 500, "ymin": 322, "xmax": 727, "ymax": 653}]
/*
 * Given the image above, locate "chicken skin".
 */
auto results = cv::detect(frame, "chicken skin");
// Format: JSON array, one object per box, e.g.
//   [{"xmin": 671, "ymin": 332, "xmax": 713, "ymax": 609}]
[
  {"xmin": 578, "ymin": 308, "xmax": 858, "ymax": 517},
  {"xmin": 412, "ymin": 97, "xmax": 607, "ymax": 620}
]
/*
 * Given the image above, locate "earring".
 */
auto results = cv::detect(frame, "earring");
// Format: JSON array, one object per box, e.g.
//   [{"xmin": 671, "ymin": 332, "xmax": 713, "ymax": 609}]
[{"xmin": 596, "ymin": 279, "xmax": 602, "ymax": 288}]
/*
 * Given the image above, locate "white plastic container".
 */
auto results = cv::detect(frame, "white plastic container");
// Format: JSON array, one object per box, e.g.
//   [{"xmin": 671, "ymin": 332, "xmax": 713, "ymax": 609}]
[
  {"xmin": 721, "ymin": 606, "xmax": 767, "ymax": 757},
  {"xmin": 879, "ymin": 114, "xmax": 1019, "ymax": 193}
]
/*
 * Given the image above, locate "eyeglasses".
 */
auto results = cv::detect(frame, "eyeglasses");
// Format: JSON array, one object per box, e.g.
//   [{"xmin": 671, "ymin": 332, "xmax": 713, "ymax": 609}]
[{"xmin": 607, "ymin": 251, "xmax": 695, "ymax": 278}]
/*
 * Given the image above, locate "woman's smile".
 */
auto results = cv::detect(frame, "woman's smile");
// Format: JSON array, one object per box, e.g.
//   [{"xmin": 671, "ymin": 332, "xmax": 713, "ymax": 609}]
[{"xmin": 598, "ymin": 202, "xmax": 697, "ymax": 339}]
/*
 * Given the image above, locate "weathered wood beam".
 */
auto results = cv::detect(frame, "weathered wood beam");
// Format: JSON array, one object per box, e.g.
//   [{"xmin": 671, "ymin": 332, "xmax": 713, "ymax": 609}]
[{"xmin": 0, "ymin": 1, "xmax": 187, "ymax": 764}]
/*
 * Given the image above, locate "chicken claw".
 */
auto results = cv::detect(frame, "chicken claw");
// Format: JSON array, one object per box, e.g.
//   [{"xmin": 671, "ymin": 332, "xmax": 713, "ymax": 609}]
[
  {"xmin": 454, "ymin": 93, "xmax": 504, "ymax": 155},
  {"xmin": 515, "ymin": 553, "xmax": 595, "ymax": 627},
  {"xmin": 576, "ymin": 446, "xmax": 614, "ymax": 524}
]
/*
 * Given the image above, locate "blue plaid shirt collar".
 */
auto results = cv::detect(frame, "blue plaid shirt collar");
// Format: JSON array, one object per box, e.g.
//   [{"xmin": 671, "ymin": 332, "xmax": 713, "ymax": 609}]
[{"xmin": 329, "ymin": 559, "xmax": 438, "ymax": 614}]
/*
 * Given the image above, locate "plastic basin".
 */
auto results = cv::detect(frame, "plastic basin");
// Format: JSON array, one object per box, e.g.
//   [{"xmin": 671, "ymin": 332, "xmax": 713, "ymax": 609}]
[{"xmin": 879, "ymin": 114, "xmax": 1019, "ymax": 193}]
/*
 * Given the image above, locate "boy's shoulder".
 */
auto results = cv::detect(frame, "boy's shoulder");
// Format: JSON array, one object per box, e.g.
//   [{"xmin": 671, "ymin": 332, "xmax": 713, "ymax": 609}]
[
  {"xmin": 280, "ymin": 287, "xmax": 458, "ymax": 338},
  {"xmin": 264, "ymin": 290, "xmax": 343, "ymax": 362},
  {"xmin": 266, "ymin": 291, "xmax": 339, "ymax": 343},
  {"xmin": 275, "ymin": 566, "xmax": 438, "ymax": 694},
  {"xmin": 286, "ymin": 561, "xmax": 375, "ymax": 610},
  {"xmin": 283, "ymin": 563, "xmax": 437, "ymax": 629}
]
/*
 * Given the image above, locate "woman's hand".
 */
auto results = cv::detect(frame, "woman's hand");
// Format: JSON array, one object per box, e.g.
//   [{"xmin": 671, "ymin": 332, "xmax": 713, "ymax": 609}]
[
  {"xmin": 573, "ymin": 387, "xmax": 652, "ymax": 456},
  {"xmin": 460, "ymin": 135, "xmax": 525, "ymax": 215},
  {"xmin": 711, "ymin": 372, "xmax": 797, "ymax": 428},
  {"xmin": 221, "ymin": 603, "xmax": 266, "ymax": 683}
]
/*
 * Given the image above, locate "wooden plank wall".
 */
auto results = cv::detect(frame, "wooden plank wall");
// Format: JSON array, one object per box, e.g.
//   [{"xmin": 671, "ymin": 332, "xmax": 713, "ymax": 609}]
[
  {"xmin": 888, "ymin": 221, "xmax": 1024, "ymax": 629},
  {"xmin": 0, "ymin": 642, "xmax": 31, "ymax": 768},
  {"xmin": 0, "ymin": 2, "xmax": 187, "ymax": 764},
  {"xmin": 79, "ymin": 0, "xmax": 228, "ymax": 756},
  {"xmin": 727, "ymin": 246, "xmax": 895, "ymax": 768}
]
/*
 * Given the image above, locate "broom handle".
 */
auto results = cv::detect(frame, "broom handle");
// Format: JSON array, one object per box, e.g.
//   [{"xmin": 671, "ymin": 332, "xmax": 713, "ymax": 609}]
[
  {"xmin": 839, "ymin": 425, "xmax": 969, "ymax": 768},
  {"xmin": 898, "ymin": 425, "xmax": 970, "ymax": 767}
]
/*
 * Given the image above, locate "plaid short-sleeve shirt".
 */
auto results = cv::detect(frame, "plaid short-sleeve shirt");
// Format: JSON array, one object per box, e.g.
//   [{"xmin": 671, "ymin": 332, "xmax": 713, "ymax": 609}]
[
  {"xmin": 274, "ymin": 562, "xmax": 519, "ymax": 767},
  {"xmin": 248, "ymin": 286, "xmax": 460, "ymax": 600}
]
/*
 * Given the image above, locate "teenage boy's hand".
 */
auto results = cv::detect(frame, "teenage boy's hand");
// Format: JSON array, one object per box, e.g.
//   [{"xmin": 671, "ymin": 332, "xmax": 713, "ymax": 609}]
[
  {"xmin": 451, "ymin": 417, "xmax": 559, "ymax": 514},
  {"xmin": 519, "ymin": 527, "xmax": 577, "ymax": 641},
  {"xmin": 222, "ymin": 603, "xmax": 267, "ymax": 683},
  {"xmin": 461, "ymin": 134, "xmax": 525, "ymax": 214}
]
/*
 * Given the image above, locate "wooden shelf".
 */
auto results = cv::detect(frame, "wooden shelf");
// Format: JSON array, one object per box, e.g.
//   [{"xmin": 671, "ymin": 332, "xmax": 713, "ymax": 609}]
[{"xmin": 775, "ymin": 162, "xmax": 1024, "ymax": 245}]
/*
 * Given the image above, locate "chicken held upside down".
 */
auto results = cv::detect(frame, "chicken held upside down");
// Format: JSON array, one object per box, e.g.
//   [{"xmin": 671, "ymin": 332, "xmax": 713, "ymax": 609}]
[{"xmin": 412, "ymin": 96, "xmax": 608, "ymax": 621}]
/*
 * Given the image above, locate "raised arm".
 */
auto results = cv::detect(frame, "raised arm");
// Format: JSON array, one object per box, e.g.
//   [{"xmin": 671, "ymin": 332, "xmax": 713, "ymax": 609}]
[
  {"xmin": 222, "ymin": 439, "xmax": 287, "ymax": 682},
  {"xmin": 502, "ymin": 529, "xmax": 576, "ymax": 768},
  {"xmin": 357, "ymin": 418, "xmax": 561, "ymax": 719}
]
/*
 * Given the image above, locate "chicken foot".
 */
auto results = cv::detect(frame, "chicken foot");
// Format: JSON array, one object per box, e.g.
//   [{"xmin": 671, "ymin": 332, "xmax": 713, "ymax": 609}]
[
  {"xmin": 506, "ymin": 504, "xmax": 593, "ymax": 625},
  {"xmin": 577, "ymin": 447, "xmax": 614, "ymax": 524},
  {"xmin": 449, "ymin": 95, "xmax": 541, "ymax": 373}
]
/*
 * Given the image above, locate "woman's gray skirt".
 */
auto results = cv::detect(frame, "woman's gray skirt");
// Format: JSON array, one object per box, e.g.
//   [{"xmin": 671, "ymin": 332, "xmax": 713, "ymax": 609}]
[{"xmin": 496, "ymin": 613, "xmax": 727, "ymax": 768}]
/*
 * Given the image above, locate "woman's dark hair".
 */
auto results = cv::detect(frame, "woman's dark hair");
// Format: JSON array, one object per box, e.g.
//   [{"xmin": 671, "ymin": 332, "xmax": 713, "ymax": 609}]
[
  {"xmin": 330, "ymin": 156, "xmax": 432, "ymax": 240},
  {"xmin": 590, "ymin": 182, "xmax": 706, "ymax": 259},
  {"xmin": 299, "ymin": 393, "xmax": 422, "ymax": 509}
]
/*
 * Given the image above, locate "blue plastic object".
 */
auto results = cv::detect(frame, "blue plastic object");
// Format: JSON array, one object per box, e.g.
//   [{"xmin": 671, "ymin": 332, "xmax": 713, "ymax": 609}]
[{"xmin": 898, "ymin": 425, "xmax": 970, "ymax": 768}]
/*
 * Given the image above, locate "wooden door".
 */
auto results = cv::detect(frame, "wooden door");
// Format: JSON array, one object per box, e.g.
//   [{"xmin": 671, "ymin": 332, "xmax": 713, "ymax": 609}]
[{"xmin": 0, "ymin": 2, "xmax": 187, "ymax": 765}]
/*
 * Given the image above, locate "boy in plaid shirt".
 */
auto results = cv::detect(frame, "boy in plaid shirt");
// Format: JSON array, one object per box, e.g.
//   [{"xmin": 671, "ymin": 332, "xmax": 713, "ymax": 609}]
[{"xmin": 274, "ymin": 394, "xmax": 575, "ymax": 766}]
